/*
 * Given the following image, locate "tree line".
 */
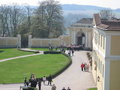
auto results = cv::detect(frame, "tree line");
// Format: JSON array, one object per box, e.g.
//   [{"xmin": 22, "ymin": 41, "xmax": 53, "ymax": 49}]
[{"xmin": 0, "ymin": 0, "xmax": 64, "ymax": 38}]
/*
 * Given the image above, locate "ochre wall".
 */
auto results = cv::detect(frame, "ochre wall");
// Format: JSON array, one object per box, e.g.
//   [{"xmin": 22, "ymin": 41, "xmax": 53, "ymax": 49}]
[
  {"xmin": 0, "ymin": 37, "xmax": 18, "ymax": 48},
  {"xmin": 111, "ymin": 36, "xmax": 120, "ymax": 55},
  {"xmin": 30, "ymin": 35, "xmax": 71, "ymax": 47},
  {"xmin": 110, "ymin": 60, "xmax": 120, "ymax": 90}
]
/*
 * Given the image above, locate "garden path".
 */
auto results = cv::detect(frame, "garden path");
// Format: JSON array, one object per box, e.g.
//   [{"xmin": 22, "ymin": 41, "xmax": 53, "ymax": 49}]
[
  {"xmin": 0, "ymin": 48, "xmax": 43, "ymax": 62},
  {"xmin": 0, "ymin": 51, "xmax": 96, "ymax": 90}
]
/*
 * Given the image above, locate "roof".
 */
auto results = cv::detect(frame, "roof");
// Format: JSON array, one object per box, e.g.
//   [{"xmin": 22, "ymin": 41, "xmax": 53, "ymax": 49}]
[
  {"xmin": 76, "ymin": 18, "xmax": 93, "ymax": 24},
  {"xmin": 93, "ymin": 14, "xmax": 120, "ymax": 31},
  {"xmin": 70, "ymin": 18, "xmax": 93, "ymax": 28}
]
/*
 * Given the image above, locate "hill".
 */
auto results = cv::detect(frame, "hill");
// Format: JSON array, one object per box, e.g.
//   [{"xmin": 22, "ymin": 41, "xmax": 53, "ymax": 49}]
[{"xmin": 62, "ymin": 4, "xmax": 120, "ymax": 27}]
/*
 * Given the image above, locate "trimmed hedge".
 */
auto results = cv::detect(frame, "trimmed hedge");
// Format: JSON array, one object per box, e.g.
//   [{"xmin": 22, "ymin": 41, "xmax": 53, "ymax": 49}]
[
  {"xmin": 44, "ymin": 51, "xmax": 61, "ymax": 54},
  {"xmin": 23, "ymin": 87, "xmax": 37, "ymax": 90}
]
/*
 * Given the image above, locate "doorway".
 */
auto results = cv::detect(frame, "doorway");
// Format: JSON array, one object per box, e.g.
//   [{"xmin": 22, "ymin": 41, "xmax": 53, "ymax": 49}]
[{"xmin": 77, "ymin": 36, "xmax": 82, "ymax": 45}]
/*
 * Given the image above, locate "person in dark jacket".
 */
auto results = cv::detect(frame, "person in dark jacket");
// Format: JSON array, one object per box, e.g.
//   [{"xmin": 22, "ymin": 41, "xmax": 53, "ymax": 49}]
[
  {"xmin": 29, "ymin": 74, "xmax": 37, "ymax": 87},
  {"xmin": 47, "ymin": 75, "xmax": 52, "ymax": 85},
  {"xmin": 37, "ymin": 78, "xmax": 42, "ymax": 90},
  {"xmin": 62, "ymin": 87, "xmax": 66, "ymax": 90}
]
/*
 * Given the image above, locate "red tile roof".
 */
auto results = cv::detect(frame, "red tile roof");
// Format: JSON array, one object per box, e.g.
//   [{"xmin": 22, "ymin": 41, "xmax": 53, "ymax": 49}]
[{"xmin": 94, "ymin": 14, "xmax": 120, "ymax": 31}]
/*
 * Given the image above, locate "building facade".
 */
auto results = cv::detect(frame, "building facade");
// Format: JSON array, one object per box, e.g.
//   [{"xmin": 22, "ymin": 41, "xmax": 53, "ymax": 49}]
[
  {"xmin": 68, "ymin": 18, "xmax": 93, "ymax": 49},
  {"xmin": 92, "ymin": 14, "xmax": 120, "ymax": 90}
]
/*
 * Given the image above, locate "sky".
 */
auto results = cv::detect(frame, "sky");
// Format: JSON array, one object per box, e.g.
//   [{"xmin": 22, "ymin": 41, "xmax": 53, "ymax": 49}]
[{"xmin": 0, "ymin": 0, "xmax": 120, "ymax": 9}]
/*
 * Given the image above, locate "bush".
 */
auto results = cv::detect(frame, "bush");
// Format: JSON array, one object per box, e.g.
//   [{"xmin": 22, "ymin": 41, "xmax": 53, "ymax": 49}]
[
  {"xmin": 23, "ymin": 87, "xmax": 37, "ymax": 90},
  {"xmin": 44, "ymin": 51, "xmax": 61, "ymax": 54}
]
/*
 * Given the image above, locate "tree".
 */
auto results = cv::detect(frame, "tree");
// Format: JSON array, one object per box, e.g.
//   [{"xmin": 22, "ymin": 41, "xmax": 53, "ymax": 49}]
[
  {"xmin": 0, "ymin": 5, "xmax": 10, "ymax": 37},
  {"xmin": 100, "ymin": 9, "xmax": 115, "ymax": 20},
  {"xmin": 0, "ymin": 4, "xmax": 26, "ymax": 37},
  {"xmin": 32, "ymin": 0, "xmax": 64, "ymax": 38}
]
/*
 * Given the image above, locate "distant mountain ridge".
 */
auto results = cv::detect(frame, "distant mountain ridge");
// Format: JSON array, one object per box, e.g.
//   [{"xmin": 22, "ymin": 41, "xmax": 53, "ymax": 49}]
[
  {"xmin": 61, "ymin": 4, "xmax": 120, "ymax": 27},
  {"xmin": 62, "ymin": 4, "xmax": 120, "ymax": 11},
  {"xmin": 62, "ymin": 4, "xmax": 110, "ymax": 11}
]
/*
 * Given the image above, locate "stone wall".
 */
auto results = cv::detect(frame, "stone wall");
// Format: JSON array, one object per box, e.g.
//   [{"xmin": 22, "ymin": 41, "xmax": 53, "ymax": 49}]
[
  {"xmin": 0, "ymin": 35, "xmax": 21, "ymax": 48},
  {"xmin": 28, "ymin": 35, "xmax": 71, "ymax": 48}
]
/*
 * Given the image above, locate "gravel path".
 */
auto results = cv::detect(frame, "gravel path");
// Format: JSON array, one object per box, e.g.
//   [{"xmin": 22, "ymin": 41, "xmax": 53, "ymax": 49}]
[
  {"xmin": 0, "ymin": 51, "xmax": 96, "ymax": 90},
  {"xmin": 0, "ymin": 48, "xmax": 43, "ymax": 62}
]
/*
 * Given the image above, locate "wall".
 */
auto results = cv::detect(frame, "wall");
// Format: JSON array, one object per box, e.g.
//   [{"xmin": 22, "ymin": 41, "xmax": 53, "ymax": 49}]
[
  {"xmin": 0, "ymin": 35, "xmax": 21, "ymax": 48},
  {"xmin": 110, "ymin": 60, "xmax": 120, "ymax": 90},
  {"xmin": 29, "ymin": 35, "xmax": 71, "ymax": 48},
  {"xmin": 111, "ymin": 36, "xmax": 120, "ymax": 55}
]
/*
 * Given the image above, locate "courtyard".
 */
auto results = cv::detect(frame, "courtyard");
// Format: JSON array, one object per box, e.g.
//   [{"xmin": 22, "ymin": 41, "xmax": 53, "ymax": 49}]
[{"xmin": 0, "ymin": 49, "xmax": 96, "ymax": 90}]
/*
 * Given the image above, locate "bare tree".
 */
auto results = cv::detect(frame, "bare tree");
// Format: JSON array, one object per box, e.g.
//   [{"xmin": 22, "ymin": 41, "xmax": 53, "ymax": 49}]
[
  {"xmin": 33, "ymin": 0, "xmax": 64, "ymax": 38},
  {"xmin": 0, "ymin": 5, "xmax": 11, "ymax": 37},
  {"xmin": 100, "ymin": 9, "xmax": 115, "ymax": 20}
]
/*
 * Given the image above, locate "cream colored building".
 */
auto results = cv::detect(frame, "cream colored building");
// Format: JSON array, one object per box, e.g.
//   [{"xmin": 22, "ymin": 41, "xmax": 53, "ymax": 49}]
[
  {"xmin": 68, "ymin": 18, "xmax": 93, "ymax": 49},
  {"xmin": 92, "ymin": 14, "xmax": 120, "ymax": 90}
]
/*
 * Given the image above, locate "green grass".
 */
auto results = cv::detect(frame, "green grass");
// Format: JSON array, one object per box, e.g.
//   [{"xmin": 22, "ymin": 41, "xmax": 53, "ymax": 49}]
[
  {"xmin": 0, "ymin": 48, "xmax": 34, "ymax": 60},
  {"xmin": 88, "ymin": 88, "xmax": 97, "ymax": 90},
  {"xmin": 0, "ymin": 54, "xmax": 69, "ymax": 84}
]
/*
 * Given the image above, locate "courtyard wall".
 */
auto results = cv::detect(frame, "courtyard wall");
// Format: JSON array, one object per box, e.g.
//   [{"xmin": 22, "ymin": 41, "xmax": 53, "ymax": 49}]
[
  {"xmin": 28, "ymin": 35, "xmax": 71, "ymax": 48},
  {"xmin": 0, "ymin": 35, "xmax": 21, "ymax": 48}
]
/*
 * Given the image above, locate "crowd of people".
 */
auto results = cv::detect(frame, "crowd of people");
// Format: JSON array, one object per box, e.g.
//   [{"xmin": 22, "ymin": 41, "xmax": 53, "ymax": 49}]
[
  {"xmin": 23, "ymin": 74, "xmax": 71, "ymax": 90},
  {"xmin": 23, "ymin": 74, "xmax": 53, "ymax": 90}
]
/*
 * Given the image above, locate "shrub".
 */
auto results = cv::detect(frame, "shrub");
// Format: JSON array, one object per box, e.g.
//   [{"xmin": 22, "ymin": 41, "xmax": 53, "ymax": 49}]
[
  {"xmin": 44, "ymin": 51, "xmax": 61, "ymax": 54},
  {"xmin": 23, "ymin": 87, "xmax": 37, "ymax": 90}
]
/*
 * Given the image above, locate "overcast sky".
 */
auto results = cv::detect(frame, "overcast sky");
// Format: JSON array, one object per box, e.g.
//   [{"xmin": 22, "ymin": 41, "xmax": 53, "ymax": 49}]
[{"xmin": 0, "ymin": 0, "xmax": 120, "ymax": 9}]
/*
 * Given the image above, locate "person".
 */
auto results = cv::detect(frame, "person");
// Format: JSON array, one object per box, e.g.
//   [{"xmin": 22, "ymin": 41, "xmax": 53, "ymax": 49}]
[
  {"xmin": 86, "ymin": 64, "xmax": 90, "ymax": 72},
  {"xmin": 37, "ymin": 78, "xmax": 42, "ymax": 90},
  {"xmin": 24, "ymin": 77, "xmax": 29, "ymax": 86},
  {"xmin": 67, "ymin": 87, "xmax": 71, "ymax": 90},
  {"xmin": 29, "ymin": 74, "xmax": 37, "ymax": 87},
  {"xmin": 42, "ymin": 76, "xmax": 46, "ymax": 85},
  {"xmin": 62, "ymin": 87, "xmax": 66, "ymax": 90},
  {"xmin": 68, "ymin": 50, "xmax": 71, "ymax": 56},
  {"xmin": 51, "ymin": 84, "xmax": 56, "ymax": 90},
  {"xmin": 72, "ymin": 49, "xmax": 74, "ymax": 56},
  {"xmin": 47, "ymin": 75, "xmax": 52, "ymax": 85},
  {"xmin": 84, "ymin": 63, "xmax": 87, "ymax": 71},
  {"xmin": 81, "ymin": 63, "xmax": 85, "ymax": 71}
]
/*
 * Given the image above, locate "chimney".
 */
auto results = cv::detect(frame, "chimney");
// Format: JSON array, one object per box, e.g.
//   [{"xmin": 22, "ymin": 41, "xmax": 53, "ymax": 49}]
[{"xmin": 93, "ymin": 14, "xmax": 101, "ymax": 26}]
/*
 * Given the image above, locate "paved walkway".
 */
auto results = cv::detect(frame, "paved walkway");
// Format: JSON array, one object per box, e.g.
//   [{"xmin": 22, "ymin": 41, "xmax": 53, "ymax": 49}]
[
  {"xmin": 0, "ymin": 51, "xmax": 96, "ymax": 90},
  {"xmin": 0, "ymin": 48, "xmax": 43, "ymax": 62}
]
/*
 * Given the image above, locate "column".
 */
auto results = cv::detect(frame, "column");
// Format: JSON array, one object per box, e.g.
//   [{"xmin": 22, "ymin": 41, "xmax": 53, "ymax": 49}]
[
  {"xmin": 17, "ymin": 34, "xmax": 21, "ymax": 48},
  {"xmin": 85, "ymin": 32, "xmax": 88, "ymax": 47},
  {"xmin": 28, "ymin": 35, "xmax": 32, "ymax": 48},
  {"xmin": 73, "ymin": 31, "xmax": 76, "ymax": 44},
  {"xmin": 103, "ymin": 60, "xmax": 110, "ymax": 90}
]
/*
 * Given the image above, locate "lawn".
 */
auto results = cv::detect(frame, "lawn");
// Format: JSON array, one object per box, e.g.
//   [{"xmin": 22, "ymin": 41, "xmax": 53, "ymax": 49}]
[
  {"xmin": 0, "ymin": 54, "xmax": 69, "ymax": 84},
  {"xmin": 88, "ymin": 88, "xmax": 97, "ymax": 90},
  {"xmin": 0, "ymin": 48, "xmax": 34, "ymax": 60}
]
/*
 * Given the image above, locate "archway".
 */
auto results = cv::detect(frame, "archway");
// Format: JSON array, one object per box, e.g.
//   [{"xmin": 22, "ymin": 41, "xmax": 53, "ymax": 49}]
[{"xmin": 76, "ymin": 32, "xmax": 85, "ymax": 46}]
